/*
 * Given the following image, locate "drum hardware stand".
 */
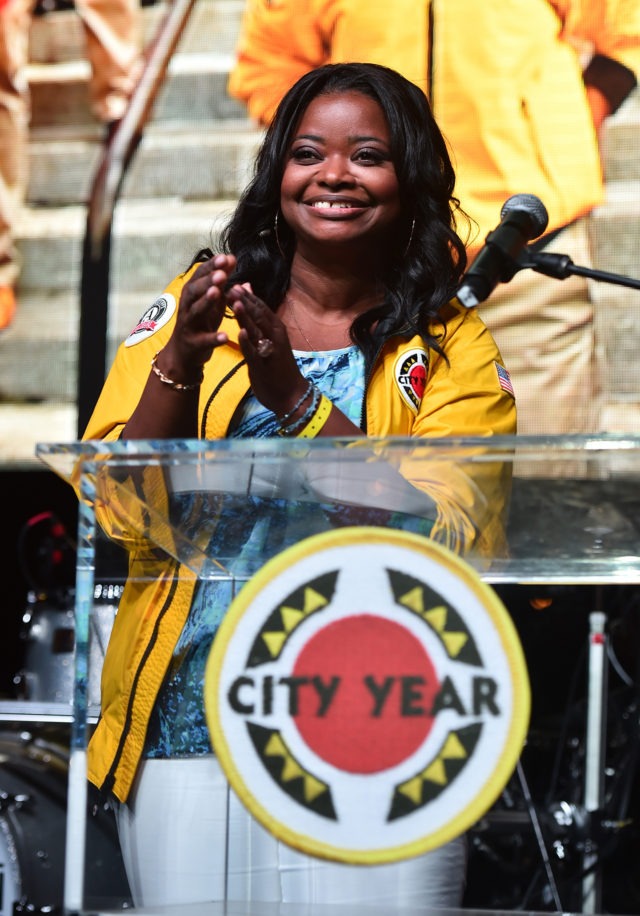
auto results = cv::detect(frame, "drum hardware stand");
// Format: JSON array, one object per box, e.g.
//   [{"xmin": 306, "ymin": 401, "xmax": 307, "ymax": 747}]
[
  {"xmin": 13, "ymin": 901, "xmax": 63, "ymax": 914},
  {"xmin": 525, "ymin": 604, "xmax": 612, "ymax": 913},
  {"xmin": 544, "ymin": 603, "xmax": 635, "ymax": 913},
  {"xmin": 530, "ymin": 602, "xmax": 621, "ymax": 913},
  {"xmin": 470, "ymin": 586, "xmax": 634, "ymax": 913},
  {"xmin": 581, "ymin": 608, "xmax": 608, "ymax": 913},
  {"xmin": 514, "ymin": 760, "xmax": 564, "ymax": 911}
]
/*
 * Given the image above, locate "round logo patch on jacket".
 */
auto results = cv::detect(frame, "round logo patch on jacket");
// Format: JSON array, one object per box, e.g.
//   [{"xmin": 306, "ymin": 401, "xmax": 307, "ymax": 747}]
[
  {"xmin": 124, "ymin": 294, "xmax": 177, "ymax": 346},
  {"xmin": 205, "ymin": 526, "xmax": 530, "ymax": 864},
  {"xmin": 394, "ymin": 349, "xmax": 428, "ymax": 413}
]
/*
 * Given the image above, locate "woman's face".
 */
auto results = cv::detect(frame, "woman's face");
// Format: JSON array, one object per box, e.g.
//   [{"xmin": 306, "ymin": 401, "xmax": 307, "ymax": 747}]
[{"xmin": 280, "ymin": 91, "xmax": 402, "ymax": 254}]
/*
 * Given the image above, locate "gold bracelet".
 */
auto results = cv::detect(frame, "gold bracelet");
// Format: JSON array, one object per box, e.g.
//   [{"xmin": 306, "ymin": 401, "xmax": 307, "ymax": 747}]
[
  {"xmin": 151, "ymin": 352, "xmax": 203, "ymax": 391},
  {"xmin": 297, "ymin": 394, "xmax": 333, "ymax": 438}
]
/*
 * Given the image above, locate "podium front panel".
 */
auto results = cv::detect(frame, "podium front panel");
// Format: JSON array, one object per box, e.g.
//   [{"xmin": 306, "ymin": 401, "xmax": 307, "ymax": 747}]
[{"xmin": 33, "ymin": 435, "xmax": 640, "ymax": 913}]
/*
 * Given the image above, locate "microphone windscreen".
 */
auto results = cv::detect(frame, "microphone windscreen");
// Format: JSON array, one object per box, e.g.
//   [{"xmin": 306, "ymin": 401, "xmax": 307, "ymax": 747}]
[{"xmin": 500, "ymin": 194, "xmax": 549, "ymax": 239}]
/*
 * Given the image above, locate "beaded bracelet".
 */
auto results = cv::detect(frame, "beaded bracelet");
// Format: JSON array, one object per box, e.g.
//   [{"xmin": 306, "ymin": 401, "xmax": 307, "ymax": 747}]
[
  {"xmin": 278, "ymin": 384, "xmax": 320, "ymax": 436},
  {"xmin": 297, "ymin": 394, "xmax": 333, "ymax": 438},
  {"xmin": 151, "ymin": 352, "xmax": 203, "ymax": 392},
  {"xmin": 277, "ymin": 379, "xmax": 314, "ymax": 426}
]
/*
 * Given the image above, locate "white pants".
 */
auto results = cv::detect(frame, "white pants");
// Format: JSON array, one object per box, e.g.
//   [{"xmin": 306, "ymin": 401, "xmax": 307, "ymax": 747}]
[{"xmin": 115, "ymin": 756, "xmax": 468, "ymax": 908}]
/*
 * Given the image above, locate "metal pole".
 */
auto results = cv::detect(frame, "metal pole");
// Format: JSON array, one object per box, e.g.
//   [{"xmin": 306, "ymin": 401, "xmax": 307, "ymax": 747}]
[{"xmin": 582, "ymin": 609, "xmax": 608, "ymax": 913}]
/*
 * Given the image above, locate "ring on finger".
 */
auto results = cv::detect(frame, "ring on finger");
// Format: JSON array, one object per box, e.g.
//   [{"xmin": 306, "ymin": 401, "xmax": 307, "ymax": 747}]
[{"xmin": 256, "ymin": 337, "xmax": 275, "ymax": 358}]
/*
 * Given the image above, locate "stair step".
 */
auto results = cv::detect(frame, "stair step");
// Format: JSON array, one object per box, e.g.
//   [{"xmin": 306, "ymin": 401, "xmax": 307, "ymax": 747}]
[
  {"xmin": 0, "ymin": 286, "xmax": 186, "ymax": 403},
  {"xmin": 29, "ymin": 0, "xmax": 245, "ymax": 63},
  {"xmin": 28, "ymin": 50, "xmax": 246, "ymax": 128},
  {"xmin": 0, "ymin": 402, "xmax": 77, "ymax": 468},
  {"xmin": 28, "ymin": 121, "xmax": 262, "ymax": 206},
  {"xmin": 0, "ymin": 293, "xmax": 80, "ymax": 402},
  {"xmin": 591, "ymin": 182, "xmax": 640, "ymax": 280},
  {"xmin": 14, "ymin": 197, "xmax": 238, "ymax": 294},
  {"xmin": 602, "ymin": 89, "xmax": 640, "ymax": 182}
]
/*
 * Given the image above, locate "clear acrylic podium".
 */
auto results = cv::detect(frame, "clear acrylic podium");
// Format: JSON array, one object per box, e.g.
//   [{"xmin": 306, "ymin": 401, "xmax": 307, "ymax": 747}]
[{"xmin": 35, "ymin": 434, "xmax": 640, "ymax": 915}]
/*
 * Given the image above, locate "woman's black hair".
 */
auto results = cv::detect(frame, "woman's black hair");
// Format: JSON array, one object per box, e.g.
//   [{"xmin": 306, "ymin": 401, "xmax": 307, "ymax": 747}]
[{"xmin": 216, "ymin": 62, "xmax": 469, "ymax": 364}]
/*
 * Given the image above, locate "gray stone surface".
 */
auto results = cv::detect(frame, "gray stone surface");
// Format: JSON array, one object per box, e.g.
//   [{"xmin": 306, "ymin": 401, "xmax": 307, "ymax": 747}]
[
  {"xmin": 28, "ymin": 54, "xmax": 246, "ymax": 127},
  {"xmin": 13, "ymin": 198, "xmax": 235, "ymax": 293},
  {"xmin": 28, "ymin": 122, "xmax": 260, "ymax": 206}
]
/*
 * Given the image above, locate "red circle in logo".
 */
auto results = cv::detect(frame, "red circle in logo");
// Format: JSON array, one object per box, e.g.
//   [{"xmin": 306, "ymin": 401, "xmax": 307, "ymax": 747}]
[
  {"xmin": 292, "ymin": 614, "xmax": 440, "ymax": 773},
  {"xmin": 409, "ymin": 362, "xmax": 426, "ymax": 399}
]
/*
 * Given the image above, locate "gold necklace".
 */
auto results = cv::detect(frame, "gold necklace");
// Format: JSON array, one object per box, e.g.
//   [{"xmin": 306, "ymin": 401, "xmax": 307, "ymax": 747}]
[
  {"xmin": 286, "ymin": 297, "xmax": 315, "ymax": 350},
  {"xmin": 286, "ymin": 295, "xmax": 355, "ymax": 350}
]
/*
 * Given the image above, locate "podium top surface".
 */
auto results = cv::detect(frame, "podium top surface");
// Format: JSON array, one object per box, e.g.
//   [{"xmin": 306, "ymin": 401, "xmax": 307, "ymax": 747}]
[
  {"xmin": 36, "ymin": 435, "xmax": 640, "ymax": 584},
  {"xmin": 36, "ymin": 430, "xmax": 640, "ymax": 464}
]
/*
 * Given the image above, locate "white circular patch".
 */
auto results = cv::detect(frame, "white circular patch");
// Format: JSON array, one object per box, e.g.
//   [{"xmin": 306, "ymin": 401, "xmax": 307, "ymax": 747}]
[
  {"xmin": 394, "ymin": 348, "xmax": 428, "ymax": 414},
  {"xmin": 124, "ymin": 293, "xmax": 177, "ymax": 347},
  {"xmin": 205, "ymin": 527, "xmax": 530, "ymax": 864}
]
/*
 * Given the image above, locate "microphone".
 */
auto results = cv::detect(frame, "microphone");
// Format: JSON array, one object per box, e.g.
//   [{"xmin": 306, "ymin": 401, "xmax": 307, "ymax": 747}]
[{"xmin": 457, "ymin": 194, "xmax": 549, "ymax": 308}]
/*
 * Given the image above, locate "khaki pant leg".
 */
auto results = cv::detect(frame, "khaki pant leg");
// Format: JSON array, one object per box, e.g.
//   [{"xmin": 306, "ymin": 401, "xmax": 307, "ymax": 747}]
[
  {"xmin": 75, "ymin": 0, "xmax": 142, "ymax": 122},
  {"xmin": 480, "ymin": 219, "xmax": 600, "ymax": 436},
  {"xmin": 0, "ymin": 0, "xmax": 33, "ymax": 287}
]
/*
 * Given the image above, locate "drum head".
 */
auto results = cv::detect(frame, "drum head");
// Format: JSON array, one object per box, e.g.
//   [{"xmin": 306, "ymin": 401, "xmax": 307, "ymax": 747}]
[{"xmin": 0, "ymin": 729, "xmax": 131, "ymax": 913}]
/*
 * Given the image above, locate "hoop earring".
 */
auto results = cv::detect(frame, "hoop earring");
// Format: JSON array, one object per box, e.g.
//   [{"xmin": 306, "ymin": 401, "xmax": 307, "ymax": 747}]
[
  {"xmin": 274, "ymin": 211, "xmax": 286, "ymax": 258},
  {"xmin": 403, "ymin": 218, "xmax": 416, "ymax": 257}
]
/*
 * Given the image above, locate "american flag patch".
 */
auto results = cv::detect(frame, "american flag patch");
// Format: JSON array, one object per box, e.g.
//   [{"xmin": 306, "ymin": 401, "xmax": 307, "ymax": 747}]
[{"xmin": 495, "ymin": 362, "xmax": 515, "ymax": 397}]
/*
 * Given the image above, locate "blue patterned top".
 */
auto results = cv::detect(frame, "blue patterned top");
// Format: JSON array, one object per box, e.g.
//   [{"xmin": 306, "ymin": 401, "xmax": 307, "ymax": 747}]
[{"xmin": 144, "ymin": 347, "xmax": 367, "ymax": 757}]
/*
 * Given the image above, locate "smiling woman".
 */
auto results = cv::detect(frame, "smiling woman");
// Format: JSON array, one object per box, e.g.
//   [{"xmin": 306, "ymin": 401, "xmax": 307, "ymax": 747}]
[
  {"xmin": 80, "ymin": 62, "xmax": 516, "ymax": 909},
  {"xmin": 280, "ymin": 91, "xmax": 402, "ymax": 250}
]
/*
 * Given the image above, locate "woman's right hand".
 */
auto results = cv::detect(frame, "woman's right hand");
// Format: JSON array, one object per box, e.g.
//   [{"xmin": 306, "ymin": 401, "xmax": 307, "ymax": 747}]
[
  {"xmin": 120, "ymin": 254, "xmax": 238, "ymax": 440},
  {"xmin": 158, "ymin": 254, "xmax": 237, "ymax": 383}
]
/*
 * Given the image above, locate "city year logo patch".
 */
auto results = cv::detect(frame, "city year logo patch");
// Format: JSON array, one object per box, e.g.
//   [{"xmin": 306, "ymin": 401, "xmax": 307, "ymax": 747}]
[
  {"xmin": 204, "ymin": 526, "xmax": 530, "ymax": 864},
  {"xmin": 395, "ymin": 349, "xmax": 428, "ymax": 413},
  {"xmin": 124, "ymin": 293, "xmax": 176, "ymax": 346}
]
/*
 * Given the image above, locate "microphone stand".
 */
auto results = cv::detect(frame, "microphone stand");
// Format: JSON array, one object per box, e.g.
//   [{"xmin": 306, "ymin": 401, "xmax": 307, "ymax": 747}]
[
  {"xmin": 509, "ymin": 247, "xmax": 639, "ymax": 913},
  {"xmin": 516, "ymin": 244, "xmax": 640, "ymax": 914},
  {"xmin": 518, "ymin": 248, "xmax": 640, "ymax": 291}
]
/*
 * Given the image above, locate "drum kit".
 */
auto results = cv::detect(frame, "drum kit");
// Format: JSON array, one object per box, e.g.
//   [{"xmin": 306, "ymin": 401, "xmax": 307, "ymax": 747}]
[
  {"xmin": 13, "ymin": 583, "xmax": 122, "ymax": 711},
  {"xmin": 0, "ymin": 512, "xmax": 131, "ymax": 915},
  {"xmin": 0, "ymin": 728, "xmax": 131, "ymax": 916}
]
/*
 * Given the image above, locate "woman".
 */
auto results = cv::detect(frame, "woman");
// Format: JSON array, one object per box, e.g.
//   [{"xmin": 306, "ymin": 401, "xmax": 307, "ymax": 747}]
[{"xmin": 83, "ymin": 62, "xmax": 516, "ymax": 907}]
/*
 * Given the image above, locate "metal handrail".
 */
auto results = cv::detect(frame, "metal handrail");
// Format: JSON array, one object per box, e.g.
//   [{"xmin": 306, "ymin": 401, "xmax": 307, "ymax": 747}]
[{"xmin": 76, "ymin": 0, "xmax": 197, "ymax": 436}]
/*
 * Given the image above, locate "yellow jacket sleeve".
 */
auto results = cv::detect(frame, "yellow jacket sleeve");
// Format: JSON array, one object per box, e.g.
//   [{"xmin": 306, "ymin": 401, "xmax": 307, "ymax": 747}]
[{"xmin": 228, "ymin": 0, "xmax": 337, "ymax": 124}]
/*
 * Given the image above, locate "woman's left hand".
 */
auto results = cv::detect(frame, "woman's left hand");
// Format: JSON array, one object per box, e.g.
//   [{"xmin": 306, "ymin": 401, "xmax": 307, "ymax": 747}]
[{"xmin": 228, "ymin": 285, "xmax": 308, "ymax": 417}]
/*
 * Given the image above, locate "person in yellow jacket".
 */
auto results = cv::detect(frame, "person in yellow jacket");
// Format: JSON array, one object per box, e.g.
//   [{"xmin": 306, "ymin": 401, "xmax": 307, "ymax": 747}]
[
  {"xmin": 228, "ymin": 0, "xmax": 640, "ymax": 435},
  {"xmin": 0, "ymin": 0, "xmax": 142, "ymax": 328},
  {"xmin": 82, "ymin": 63, "xmax": 516, "ymax": 908}
]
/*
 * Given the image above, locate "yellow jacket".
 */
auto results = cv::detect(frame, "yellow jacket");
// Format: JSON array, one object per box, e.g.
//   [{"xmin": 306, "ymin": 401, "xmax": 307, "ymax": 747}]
[
  {"xmin": 83, "ymin": 267, "xmax": 516, "ymax": 801},
  {"xmin": 228, "ymin": 0, "xmax": 640, "ymax": 247}
]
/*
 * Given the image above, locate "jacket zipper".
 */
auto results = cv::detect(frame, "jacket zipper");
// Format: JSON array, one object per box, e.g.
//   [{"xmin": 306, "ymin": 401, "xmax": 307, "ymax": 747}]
[
  {"xmin": 359, "ymin": 340, "xmax": 387, "ymax": 433},
  {"xmin": 200, "ymin": 359, "xmax": 247, "ymax": 438}
]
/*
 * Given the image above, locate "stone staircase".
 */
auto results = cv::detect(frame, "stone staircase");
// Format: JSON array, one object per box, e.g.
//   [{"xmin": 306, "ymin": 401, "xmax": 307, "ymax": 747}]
[
  {"xmin": 0, "ymin": 0, "xmax": 262, "ymax": 462},
  {"xmin": 1, "ymin": 4, "xmax": 640, "ymax": 464}
]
